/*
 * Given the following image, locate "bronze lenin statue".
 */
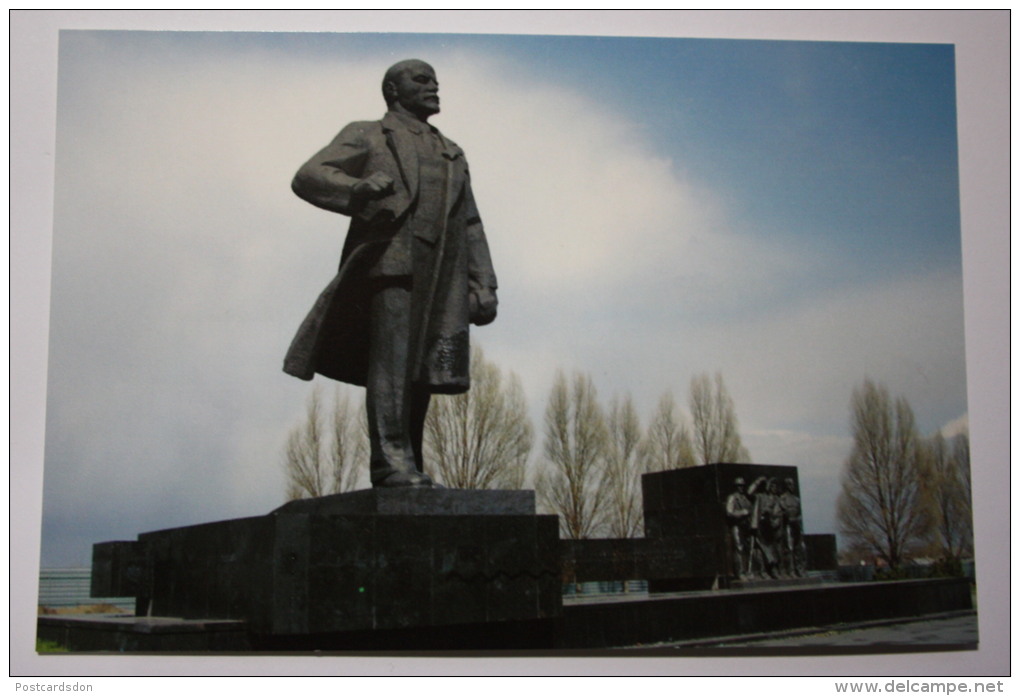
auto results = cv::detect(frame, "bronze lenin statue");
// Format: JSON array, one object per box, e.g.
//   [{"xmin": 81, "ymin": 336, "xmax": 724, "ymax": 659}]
[{"xmin": 284, "ymin": 60, "xmax": 498, "ymax": 488}]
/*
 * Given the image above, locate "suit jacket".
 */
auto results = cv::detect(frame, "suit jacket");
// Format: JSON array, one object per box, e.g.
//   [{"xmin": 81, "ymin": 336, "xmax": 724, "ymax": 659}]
[{"xmin": 283, "ymin": 111, "xmax": 497, "ymax": 392}]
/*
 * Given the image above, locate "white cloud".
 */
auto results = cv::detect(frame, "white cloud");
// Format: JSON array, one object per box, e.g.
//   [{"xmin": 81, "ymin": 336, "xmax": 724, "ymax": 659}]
[
  {"xmin": 939, "ymin": 413, "xmax": 969, "ymax": 438},
  {"xmin": 727, "ymin": 268, "xmax": 968, "ymax": 433}
]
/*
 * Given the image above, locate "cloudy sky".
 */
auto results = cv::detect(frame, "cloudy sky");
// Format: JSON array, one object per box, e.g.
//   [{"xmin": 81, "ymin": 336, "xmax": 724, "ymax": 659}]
[{"xmin": 32, "ymin": 28, "xmax": 972, "ymax": 568}]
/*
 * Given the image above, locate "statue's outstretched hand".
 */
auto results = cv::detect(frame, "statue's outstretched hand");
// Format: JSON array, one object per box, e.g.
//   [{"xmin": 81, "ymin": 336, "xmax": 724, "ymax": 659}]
[
  {"xmin": 470, "ymin": 287, "xmax": 498, "ymax": 326},
  {"xmin": 352, "ymin": 172, "xmax": 395, "ymax": 201}
]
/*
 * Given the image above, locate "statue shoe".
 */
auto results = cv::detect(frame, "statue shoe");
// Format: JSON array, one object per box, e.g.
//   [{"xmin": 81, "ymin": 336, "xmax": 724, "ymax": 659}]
[{"xmin": 374, "ymin": 470, "xmax": 434, "ymax": 488}]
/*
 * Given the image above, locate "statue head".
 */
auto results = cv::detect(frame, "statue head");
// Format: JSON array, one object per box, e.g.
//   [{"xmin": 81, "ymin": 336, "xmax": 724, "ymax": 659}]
[
  {"xmin": 785, "ymin": 477, "xmax": 796, "ymax": 493},
  {"xmin": 734, "ymin": 477, "xmax": 746, "ymax": 490},
  {"xmin": 383, "ymin": 59, "xmax": 440, "ymax": 121},
  {"xmin": 768, "ymin": 477, "xmax": 781, "ymax": 494}
]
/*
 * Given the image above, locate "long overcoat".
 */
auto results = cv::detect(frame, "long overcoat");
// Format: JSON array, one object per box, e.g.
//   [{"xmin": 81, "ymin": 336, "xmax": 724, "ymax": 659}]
[{"xmin": 283, "ymin": 112, "xmax": 497, "ymax": 393}]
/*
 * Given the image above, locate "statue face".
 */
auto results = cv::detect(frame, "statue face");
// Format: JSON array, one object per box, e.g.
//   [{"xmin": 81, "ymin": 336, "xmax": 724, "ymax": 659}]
[{"xmin": 388, "ymin": 61, "xmax": 440, "ymax": 120}]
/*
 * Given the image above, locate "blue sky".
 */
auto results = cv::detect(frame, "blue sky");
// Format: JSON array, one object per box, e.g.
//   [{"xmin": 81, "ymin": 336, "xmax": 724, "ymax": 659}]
[{"xmin": 36, "ymin": 29, "xmax": 970, "ymax": 567}]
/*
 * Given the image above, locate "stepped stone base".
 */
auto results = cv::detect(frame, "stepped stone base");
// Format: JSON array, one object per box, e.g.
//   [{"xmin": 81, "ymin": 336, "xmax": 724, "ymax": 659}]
[
  {"xmin": 92, "ymin": 488, "xmax": 561, "ymax": 636},
  {"xmin": 43, "ymin": 577, "xmax": 974, "ymax": 651}
]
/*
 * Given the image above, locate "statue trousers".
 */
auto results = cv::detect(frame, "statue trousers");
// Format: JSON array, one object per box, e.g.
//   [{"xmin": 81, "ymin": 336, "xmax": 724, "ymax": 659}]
[{"xmin": 366, "ymin": 278, "xmax": 432, "ymax": 485}]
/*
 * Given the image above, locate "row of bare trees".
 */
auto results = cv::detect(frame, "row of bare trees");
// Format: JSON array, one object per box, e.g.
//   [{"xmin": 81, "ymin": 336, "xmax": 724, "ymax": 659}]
[
  {"xmin": 282, "ymin": 357, "xmax": 974, "ymax": 566},
  {"xmin": 283, "ymin": 350, "xmax": 751, "ymax": 540},
  {"xmin": 836, "ymin": 379, "xmax": 972, "ymax": 569},
  {"xmin": 542, "ymin": 369, "xmax": 750, "ymax": 534},
  {"xmin": 533, "ymin": 370, "xmax": 750, "ymax": 539}
]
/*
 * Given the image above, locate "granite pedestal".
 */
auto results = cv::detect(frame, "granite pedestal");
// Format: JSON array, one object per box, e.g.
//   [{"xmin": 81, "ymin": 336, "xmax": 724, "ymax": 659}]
[{"xmin": 92, "ymin": 489, "xmax": 561, "ymax": 637}]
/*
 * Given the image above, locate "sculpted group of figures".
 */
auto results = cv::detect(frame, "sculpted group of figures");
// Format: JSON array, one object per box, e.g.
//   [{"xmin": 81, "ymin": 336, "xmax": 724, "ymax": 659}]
[{"xmin": 725, "ymin": 476, "xmax": 807, "ymax": 580}]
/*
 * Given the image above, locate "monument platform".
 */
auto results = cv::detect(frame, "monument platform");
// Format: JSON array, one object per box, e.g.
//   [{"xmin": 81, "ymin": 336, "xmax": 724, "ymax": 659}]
[
  {"xmin": 38, "ymin": 577, "xmax": 973, "ymax": 652},
  {"xmin": 557, "ymin": 577, "xmax": 973, "ymax": 649},
  {"xmin": 37, "ymin": 615, "xmax": 250, "ymax": 652},
  {"xmin": 91, "ymin": 489, "xmax": 561, "ymax": 638},
  {"xmin": 66, "ymin": 466, "xmax": 973, "ymax": 652}
]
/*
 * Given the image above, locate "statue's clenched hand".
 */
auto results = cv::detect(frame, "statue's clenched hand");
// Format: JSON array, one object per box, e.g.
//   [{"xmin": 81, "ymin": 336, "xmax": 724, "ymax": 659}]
[
  {"xmin": 352, "ymin": 172, "xmax": 395, "ymax": 201},
  {"xmin": 470, "ymin": 287, "xmax": 498, "ymax": 326}
]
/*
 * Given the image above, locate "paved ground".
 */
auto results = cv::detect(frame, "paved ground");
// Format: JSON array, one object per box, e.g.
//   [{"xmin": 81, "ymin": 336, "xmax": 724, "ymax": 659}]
[{"xmin": 667, "ymin": 611, "xmax": 979, "ymax": 650}]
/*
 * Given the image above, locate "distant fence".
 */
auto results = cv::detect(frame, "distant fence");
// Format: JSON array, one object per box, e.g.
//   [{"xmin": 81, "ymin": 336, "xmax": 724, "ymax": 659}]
[
  {"xmin": 838, "ymin": 560, "xmax": 976, "ymax": 583},
  {"xmin": 564, "ymin": 580, "xmax": 649, "ymax": 596},
  {"xmin": 38, "ymin": 568, "xmax": 133, "ymax": 611}
]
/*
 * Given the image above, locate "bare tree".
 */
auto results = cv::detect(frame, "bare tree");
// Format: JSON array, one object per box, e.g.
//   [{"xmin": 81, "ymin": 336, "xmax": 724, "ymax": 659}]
[
  {"xmin": 689, "ymin": 372, "xmax": 750, "ymax": 465},
  {"xmin": 642, "ymin": 391, "xmax": 696, "ymax": 472},
  {"xmin": 284, "ymin": 387, "xmax": 326, "ymax": 500},
  {"xmin": 952, "ymin": 431, "xmax": 972, "ymax": 523},
  {"xmin": 284, "ymin": 385, "xmax": 366, "ymax": 500},
  {"xmin": 837, "ymin": 379, "xmax": 930, "ymax": 568},
  {"xmin": 328, "ymin": 388, "xmax": 365, "ymax": 494},
  {"xmin": 603, "ymin": 394, "xmax": 645, "ymax": 538},
  {"xmin": 922, "ymin": 430, "xmax": 973, "ymax": 561},
  {"xmin": 537, "ymin": 371, "xmax": 610, "ymax": 539},
  {"xmin": 424, "ymin": 346, "xmax": 533, "ymax": 489}
]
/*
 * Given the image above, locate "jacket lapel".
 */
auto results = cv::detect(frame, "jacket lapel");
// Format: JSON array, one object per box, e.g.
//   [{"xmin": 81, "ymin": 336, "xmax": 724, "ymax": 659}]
[
  {"xmin": 436, "ymin": 132, "xmax": 464, "ymax": 217},
  {"xmin": 381, "ymin": 112, "xmax": 419, "ymax": 199}
]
